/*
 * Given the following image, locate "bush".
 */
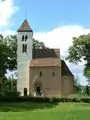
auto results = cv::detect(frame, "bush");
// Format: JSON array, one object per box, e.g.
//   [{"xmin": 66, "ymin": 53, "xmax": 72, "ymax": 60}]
[
  {"xmin": 0, "ymin": 96, "xmax": 89, "ymax": 103},
  {"xmin": 51, "ymin": 97, "xmax": 80, "ymax": 103},
  {"xmin": 86, "ymin": 85, "xmax": 90, "ymax": 96},
  {"xmin": 0, "ymin": 96, "xmax": 51, "ymax": 103},
  {"xmin": 3, "ymin": 91, "xmax": 21, "ymax": 97},
  {"xmin": 80, "ymin": 98, "xmax": 90, "ymax": 103}
]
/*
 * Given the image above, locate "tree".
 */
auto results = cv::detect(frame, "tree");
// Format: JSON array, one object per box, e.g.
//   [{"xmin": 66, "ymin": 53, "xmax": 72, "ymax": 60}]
[
  {"xmin": 0, "ymin": 38, "xmax": 11, "ymax": 77},
  {"xmin": 33, "ymin": 39, "xmax": 46, "ymax": 49},
  {"xmin": 86, "ymin": 85, "xmax": 90, "ymax": 96},
  {"xmin": 73, "ymin": 76, "xmax": 81, "ymax": 93},
  {"xmin": 66, "ymin": 34, "xmax": 90, "ymax": 84}
]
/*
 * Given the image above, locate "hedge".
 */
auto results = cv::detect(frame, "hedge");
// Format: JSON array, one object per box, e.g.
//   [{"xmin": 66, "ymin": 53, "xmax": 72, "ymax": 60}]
[{"xmin": 0, "ymin": 96, "xmax": 90, "ymax": 103}]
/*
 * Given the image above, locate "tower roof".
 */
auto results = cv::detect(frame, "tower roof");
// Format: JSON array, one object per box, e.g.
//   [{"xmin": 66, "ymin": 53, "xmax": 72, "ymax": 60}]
[{"xmin": 17, "ymin": 19, "xmax": 33, "ymax": 32}]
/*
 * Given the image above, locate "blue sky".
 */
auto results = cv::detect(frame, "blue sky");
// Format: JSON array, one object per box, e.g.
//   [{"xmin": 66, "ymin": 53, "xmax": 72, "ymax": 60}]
[
  {"xmin": 0, "ymin": 0, "xmax": 90, "ymax": 85},
  {"xmin": 12, "ymin": 0, "xmax": 90, "ymax": 32}
]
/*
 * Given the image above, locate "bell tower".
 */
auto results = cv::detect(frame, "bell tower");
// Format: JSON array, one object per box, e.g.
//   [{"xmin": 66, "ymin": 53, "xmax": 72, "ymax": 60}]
[{"xmin": 17, "ymin": 19, "xmax": 33, "ymax": 95}]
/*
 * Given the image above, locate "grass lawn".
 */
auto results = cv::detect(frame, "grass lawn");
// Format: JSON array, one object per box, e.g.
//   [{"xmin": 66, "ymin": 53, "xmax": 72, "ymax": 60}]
[{"xmin": 0, "ymin": 102, "xmax": 90, "ymax": 120}]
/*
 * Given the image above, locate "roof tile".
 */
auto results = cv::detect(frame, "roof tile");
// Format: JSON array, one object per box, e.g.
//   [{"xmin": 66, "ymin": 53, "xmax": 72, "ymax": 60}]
[
  {"xmin": 30, "ymin": 58, "xmax": 61, "ymax": 67},
  {"xmin": 17, "ymin": 19, "xmax": 33, "ymax": 32}
]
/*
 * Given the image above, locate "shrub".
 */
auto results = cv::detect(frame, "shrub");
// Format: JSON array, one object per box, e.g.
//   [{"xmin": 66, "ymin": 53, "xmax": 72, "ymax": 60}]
[
  {"xmin": 3, "ymin": 91, "xmax": 21, "ymax": 97},
  {"xmin": 86, "ymin": 85, "xmax": 90, "ymax": 96},
  {"xmin": 0, "ymin": 96, "xmax": 51, "ymax": 103},
  {"xmin": 80, "ymin": 98, "xmax": 90, "ymax": 103},
  {"xmin": 0, "ymin": 96, "xmax": 89, "ymax": 103}
]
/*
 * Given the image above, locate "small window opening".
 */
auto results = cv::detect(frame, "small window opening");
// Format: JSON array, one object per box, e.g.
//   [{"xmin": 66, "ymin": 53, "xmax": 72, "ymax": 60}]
[
  {"xmin": 25, "ymin": 35, "xmax": 28, "ymax": 41},
  {"xmin": 40, "ymin": 71, "xmax": 42, "ymax": 77},
  {"xmin": 22, "ymin": 44, "xmax": 27, "ymax": 53},
  {"xmin": 52, "ymin": 72, "xmax": 55, "ymax": 76},
  {"xmin": 22, "ymin": 35, "xmax": 24, "ymax": 41},
  {"xmin": 24, "ymin": 44, "xmax": 27, "ymax": 52}
]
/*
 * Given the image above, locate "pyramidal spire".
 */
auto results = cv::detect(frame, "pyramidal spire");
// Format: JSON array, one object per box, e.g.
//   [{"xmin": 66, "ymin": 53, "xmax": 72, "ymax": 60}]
[{"xmin": 17, "ymin": 19, "xmax": 33, "ymax": 32}]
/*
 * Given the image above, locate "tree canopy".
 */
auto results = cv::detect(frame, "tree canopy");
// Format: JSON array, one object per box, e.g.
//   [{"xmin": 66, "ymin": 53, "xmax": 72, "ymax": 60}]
[{"xmin": 66, "ymin": 34, "xmax": 90, "ymax": 84}]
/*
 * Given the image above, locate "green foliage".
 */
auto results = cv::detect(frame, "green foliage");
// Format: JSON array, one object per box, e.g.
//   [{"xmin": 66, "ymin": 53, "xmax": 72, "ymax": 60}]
[
  {"xmin": 66, "ymin": 34, "xmax": 90, "ymax": 83},
  {"xmin": 84, "ymin": 62, "xmax": 90, "ymax": 84},
  {"xmin": 3, "ymin": 91, "xmax": 21, "ymax": 97},
  {"xmin": 73, "ymin": 76, "xmax": 81, "ymax": 93},
  {"xmin": 0, "ymin": 35, "xmax": 17, "ymax": 78},
  {"xmin": 0, "ymin": 76, "xmax": 17, "ymax": 95},
  {"xmin": 85, "ymin": 85, "xmax": 90, "ymax": 96},
  {"xmin": 66, "ymin": 34, "xmax": 90, "ymax": 63},
  {"xmin": 4, "ymin": 78, "xmax": 17, "ymax": 91},
  {"xmin": 33, "ymin": 39, "xmax": 46, "ymax": 49},
  {"xmin": 0, "ymin": 96, "xmax": 90, "ymax": 103},
  {"xmin": 0, "ymin": 96, "xmax": 50, "ymax": 103},
  {"xmin": 0, "ymin": 41, "xmax": 11, "ymax": 77}
]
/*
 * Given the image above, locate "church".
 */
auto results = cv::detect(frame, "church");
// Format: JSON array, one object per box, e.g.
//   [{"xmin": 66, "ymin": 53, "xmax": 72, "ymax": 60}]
[{"xmin": 17, "ymin": 19, "xmax": 74, "ymax": 97}]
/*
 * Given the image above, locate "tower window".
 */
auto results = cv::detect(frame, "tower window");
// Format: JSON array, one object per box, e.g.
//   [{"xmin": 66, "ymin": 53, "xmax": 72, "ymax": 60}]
[
  {"xmin": 22, "ymin": 44, "xmax": 27, "ymax": 53},
  {"xmin": 22, "ymin": 35, "xmax": 24, "ymax": 41},
  {"xmin": 24, "ymin": 44, "xmax": 27, "ymax": 52},
  {"xmin": 40, "ymin": 71, "xmax": 42, "ymax": 77},
  {"xmin": 25, "ymin": 35, "xmax": 28, "ymax": 41},
  {"xmin": 52, "ymin": 72, "xmax": 55, "ymax": 76}
]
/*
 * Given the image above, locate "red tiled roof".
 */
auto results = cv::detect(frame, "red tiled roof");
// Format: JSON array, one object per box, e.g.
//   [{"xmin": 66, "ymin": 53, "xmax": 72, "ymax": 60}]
[
  {"xmin": 17, "ymin": 19, "xmax": 33, "ymax": 32},
  {"xmin": 30, "ymin": 58, "xmax": 61, "ymax": 67}
]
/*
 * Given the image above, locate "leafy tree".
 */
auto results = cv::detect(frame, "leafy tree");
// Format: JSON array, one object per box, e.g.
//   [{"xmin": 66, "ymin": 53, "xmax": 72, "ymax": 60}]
[
  {"xmin": 86, "ymin": 85, "xmax": 90, "ymax": 96},
  {"xmin": 0, "ymin": 38, "xmax": 11, "ymax": 77},
  {"xmin": 73, "ymin": 76, "xmax": 81, "ymax": 93},
  {"xmin": 66, "ymin": 34, "xmax": 90, "ymax": 84},
  {"xmin": 33, "ymin": 39, "xmax": 46, "ymax": 49},
  {"xmin": 4, "ymin": 78, "xmax": 17, "ymax": 92}
]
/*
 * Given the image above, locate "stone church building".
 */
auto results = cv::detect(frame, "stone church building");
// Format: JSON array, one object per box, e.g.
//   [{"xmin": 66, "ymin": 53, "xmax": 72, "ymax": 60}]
[{"xmin": 17, "ymin": 19, "xmax": 74, "ymax": 97}]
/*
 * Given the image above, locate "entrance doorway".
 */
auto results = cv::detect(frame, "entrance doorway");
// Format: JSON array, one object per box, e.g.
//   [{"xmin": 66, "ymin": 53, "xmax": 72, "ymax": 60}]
[
  {"xmin": 24, "ymin": 88, "xmax": 27, "ymax": 96},
  {"xmin": 36, "ymin": 86, "xmax": 41, "ymax": 96}
]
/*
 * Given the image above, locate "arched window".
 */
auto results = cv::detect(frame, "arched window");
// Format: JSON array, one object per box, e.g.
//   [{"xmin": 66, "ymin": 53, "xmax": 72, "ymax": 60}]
[
  {"xmin": 22, "ymin": 35, "xmax": 24, "ymax": 41},
  {"xmin": 24, "ymin": 44, "xmax": 27, "ymax": 52},
  {"xmin": 25, "ymin": 35, "xmax": 28, "ymax": 41},
  {"xmin": 22, "ymin": 44, "xmax": 27, "ymax": 53},
  {"xmin": 22, "ymin": 44, "xmax": 24, "ymax": 53}
]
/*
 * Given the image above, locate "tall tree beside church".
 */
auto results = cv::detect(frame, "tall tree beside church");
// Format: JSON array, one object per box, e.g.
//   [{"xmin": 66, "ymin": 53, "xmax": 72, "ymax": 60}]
[
  {"xmin": 0, "ymin": 35, "xmax": 12, "ymax": 78},
  {"xmin": 66, "ymin": 34, "xmax": 90, "ymax": 84},
  {"xmin": 0, "ymin": 35, "xmax": 46, "ymax": 79}
]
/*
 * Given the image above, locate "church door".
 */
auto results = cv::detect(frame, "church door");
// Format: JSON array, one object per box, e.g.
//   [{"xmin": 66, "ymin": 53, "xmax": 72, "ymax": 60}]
[
  {"xmin": 36, "ymin": 86, "xmax": 41, "ymax": 96},
  {"xmin": 24, "ymin": 88, "xmax": 27, "ymax": 96}
]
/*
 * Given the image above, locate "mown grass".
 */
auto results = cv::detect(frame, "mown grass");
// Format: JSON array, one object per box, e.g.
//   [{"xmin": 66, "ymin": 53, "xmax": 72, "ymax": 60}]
[{"xmin": 0, "ymin": 102, "xmax": 90, "ymax": 120}]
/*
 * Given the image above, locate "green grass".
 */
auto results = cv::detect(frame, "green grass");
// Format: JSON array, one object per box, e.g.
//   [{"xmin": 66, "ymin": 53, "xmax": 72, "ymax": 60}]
[{"xmin": 0, "ymin": 102, "xmax": 90, "ymax": 120}]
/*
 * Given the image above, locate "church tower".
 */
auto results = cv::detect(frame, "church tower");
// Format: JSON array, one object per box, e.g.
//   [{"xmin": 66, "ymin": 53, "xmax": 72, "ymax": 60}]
[{"xmin": 17, "ymin": 19, "xmax": 33, "ymax": 96}]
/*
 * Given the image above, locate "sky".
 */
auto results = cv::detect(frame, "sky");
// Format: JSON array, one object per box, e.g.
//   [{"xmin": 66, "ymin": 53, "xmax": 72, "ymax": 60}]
[{"xmin": 0, "ymin": 0, "xmax": 90, "ymax": 85}]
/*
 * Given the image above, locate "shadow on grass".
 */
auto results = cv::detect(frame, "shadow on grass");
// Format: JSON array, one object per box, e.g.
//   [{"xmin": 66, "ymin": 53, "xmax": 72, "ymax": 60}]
[{"xmin": 0, "ymin": 102, "xmax": 59, "ymax": 112}]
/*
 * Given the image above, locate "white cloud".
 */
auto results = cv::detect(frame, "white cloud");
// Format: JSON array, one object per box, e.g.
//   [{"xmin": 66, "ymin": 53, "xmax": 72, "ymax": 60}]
[
  {"xmin": 34, "ymin": 25, "xmax": 90, "ymax": 85},
  {"xmin": 34, "ymin": 25, "xmax": 90, "ymax": 57},
  {"xmin": 0, "ymin": 29, "xmax": 16, "ymax": 36},
  {"xmin": 0, "ymin": 0, "xmax": 19, "ymax": 28}
]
